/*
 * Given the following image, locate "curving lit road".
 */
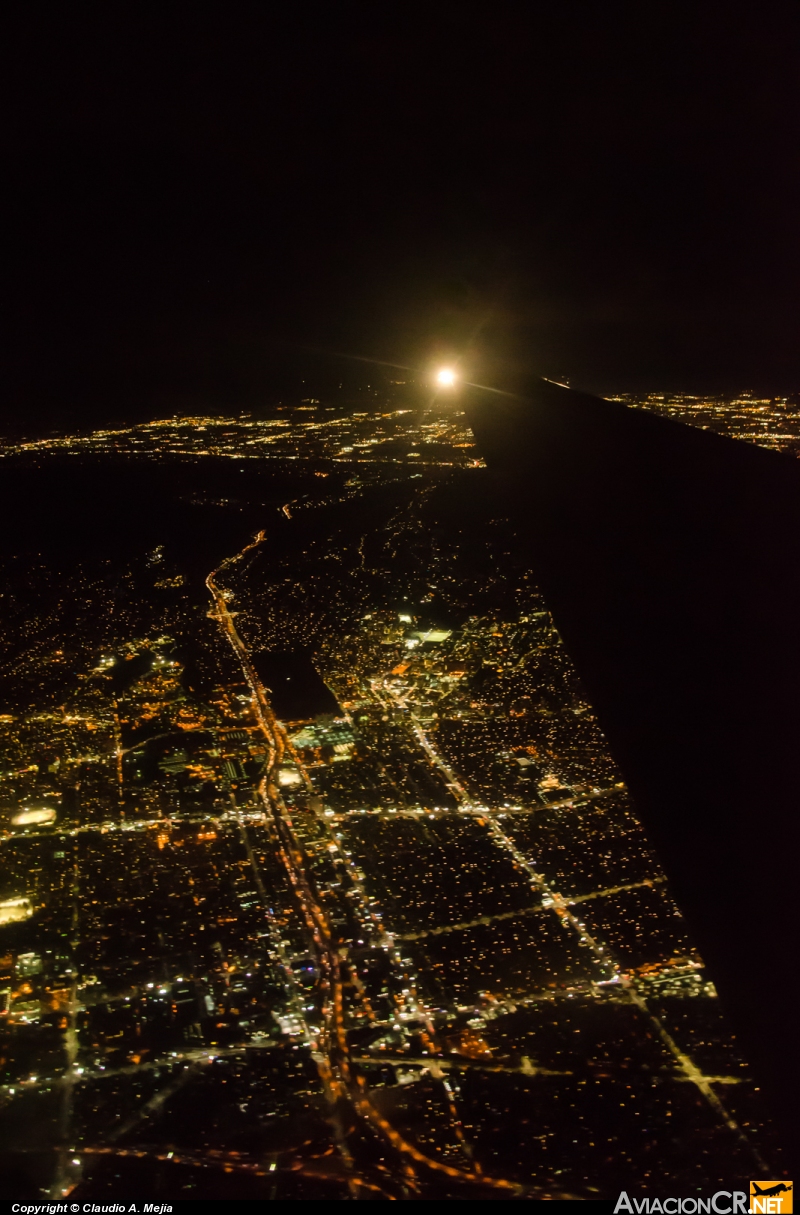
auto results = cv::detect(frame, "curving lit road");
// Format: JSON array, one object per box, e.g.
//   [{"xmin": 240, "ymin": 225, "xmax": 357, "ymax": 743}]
[{"xmin": 206, "ymin": 531, "xmax": 524, "ymax": 1196}]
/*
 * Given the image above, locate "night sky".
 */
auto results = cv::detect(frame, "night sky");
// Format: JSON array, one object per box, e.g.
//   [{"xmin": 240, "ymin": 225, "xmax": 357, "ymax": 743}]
[{"xmin": 4, "ymin": 5, "xmax": 800, "ymax": 434}]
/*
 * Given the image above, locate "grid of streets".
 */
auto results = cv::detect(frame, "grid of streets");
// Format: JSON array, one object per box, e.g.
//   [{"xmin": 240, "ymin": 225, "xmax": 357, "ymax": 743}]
[{"xmin": 0, "ymin": 385, "xmax": 793, "ymax": 1199}]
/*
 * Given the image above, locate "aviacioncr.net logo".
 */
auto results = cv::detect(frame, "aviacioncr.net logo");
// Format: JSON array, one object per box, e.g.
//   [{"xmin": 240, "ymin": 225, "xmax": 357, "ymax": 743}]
[
  {"xmin": 614, "ymin": 1187, "xmax": 793, "ymax": 1214},
  {"xmin": 615, "ymin": 1193, "xmax": 747, "ymax": 1213}
]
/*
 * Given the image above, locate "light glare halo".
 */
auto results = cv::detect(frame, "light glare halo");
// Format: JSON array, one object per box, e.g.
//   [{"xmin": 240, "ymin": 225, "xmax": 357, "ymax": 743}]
[{"xmin": 436, "ymin": 367, "xmax": 456, "ymax": 387}]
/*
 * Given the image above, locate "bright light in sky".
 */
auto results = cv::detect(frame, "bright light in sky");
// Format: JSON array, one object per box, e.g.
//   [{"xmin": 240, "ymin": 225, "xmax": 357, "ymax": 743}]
[{"xmin": 436, "ymin": 367, "xmax": 456, "ymax": 387}]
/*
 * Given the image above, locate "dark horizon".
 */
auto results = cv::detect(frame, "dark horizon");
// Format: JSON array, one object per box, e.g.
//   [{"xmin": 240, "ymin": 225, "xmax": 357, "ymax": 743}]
[
  {"xmin": 4, "ymin": 5, "xmax": 800, "ymax": 436},
  {"xmin": 3, "ymin": 346, "xmax": 799, "ymax": 446}
]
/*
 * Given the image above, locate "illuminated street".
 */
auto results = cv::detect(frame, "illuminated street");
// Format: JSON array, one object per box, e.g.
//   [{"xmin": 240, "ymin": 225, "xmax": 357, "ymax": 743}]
[{"xmin": 0, "ymin": 384, "xmax": 788, "ymax": 1196}]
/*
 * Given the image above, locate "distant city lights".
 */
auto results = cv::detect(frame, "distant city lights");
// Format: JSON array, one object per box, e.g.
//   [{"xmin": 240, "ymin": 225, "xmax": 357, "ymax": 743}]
[{"xmin": 0, "ymin": 381, "xmax": 790, "ymax": 1190}]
